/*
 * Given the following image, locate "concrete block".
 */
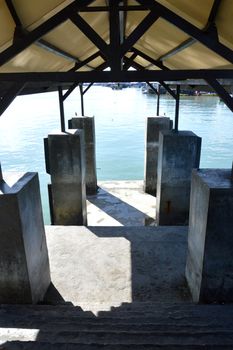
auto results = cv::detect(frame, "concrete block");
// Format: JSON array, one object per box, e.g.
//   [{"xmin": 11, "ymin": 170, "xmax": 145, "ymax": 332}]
[
  {"xmin": 69, "ymin": 116, "xmax": 97, "ymax": 194},
  {"xmin": 186, "ymin": 169, "xmax": 233, "ymax": 303},
  {"xmin": 144, "ymin": 116, "xmax": 172, "ymax": 196},
  {"xmin": 0, "ymin": 172, "xmax": 50, "ymax": 304},
  {"xmin": 156, "ymin": 130, "xmax": 201, "ymax": 225},
  {"xmin": 45, "ymin": 130, "xmax": 87, "ymax": 225}
]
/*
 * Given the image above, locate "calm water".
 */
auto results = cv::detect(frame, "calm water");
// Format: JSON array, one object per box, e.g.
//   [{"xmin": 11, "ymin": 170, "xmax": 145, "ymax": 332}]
[{"xmin": 0, "ymin": 86, "xmax": 232, "ymax": 223}]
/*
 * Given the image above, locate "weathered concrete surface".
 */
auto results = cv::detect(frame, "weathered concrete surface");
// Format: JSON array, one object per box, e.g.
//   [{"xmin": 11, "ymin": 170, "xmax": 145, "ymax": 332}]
[
  {"xmin": 186, "ymin": 169, "xmax": 233, "ymax": 303},
  {"xmin": 44, "ymin": 225, "xmax": 189, "ymax": 310},
  {"xmin": 156, "ymin": 130, "xmax": 201, "ymax": 225},
  {"xmin": 1, "ymin": 303, "xmax": 233, "ymax": 348},
  {"xmin": 87, "ymin": 181, "xmax": 156, "ymax": 226},
  {"xmin": 0, "ymin": 172, "xmax": 50, "ymax": 304},
  {"xmin": 144, "ymin": 116, "xmax": 172, "ymax": 196},
  {"xmin": 45, "ymin": 130, "xmax": 87, "ymax": 225},
  {"xmin": 69, "ymin": 116, "xmax": 97, "ymax": 194}
]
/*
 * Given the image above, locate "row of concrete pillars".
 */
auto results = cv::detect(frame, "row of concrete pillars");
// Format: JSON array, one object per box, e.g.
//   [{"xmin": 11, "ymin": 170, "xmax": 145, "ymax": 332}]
[
  {"xmin": 0, "ymin": 114, "xmax": 232, "ymax": 305},
  {"xmin": 144, "ymin": 116, "xmax": 202, "ymax": 225},
  {"xmin": 44, "ymin": 116, "xmax": 97, "ymax": 225},
  {"xmin": 43, "ymin": 113, "xmax": 233, "ymax": 303},
  {"xmin": 44, "ymin": 114, "xmax": 202, "ymax": 227},
  {"xmin": 144, "ymin": 116, "xmax": 233, "ymax": 303}
]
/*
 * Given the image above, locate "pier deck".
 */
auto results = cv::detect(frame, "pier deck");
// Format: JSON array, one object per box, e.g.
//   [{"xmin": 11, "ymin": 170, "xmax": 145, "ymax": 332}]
[
  {"xmin": 86, "ymin": 181, "xmax": 156, "ymax": 227},
  {"xmin": 44, "ymin": 225, "xmax": 190, "ymax": 311}
]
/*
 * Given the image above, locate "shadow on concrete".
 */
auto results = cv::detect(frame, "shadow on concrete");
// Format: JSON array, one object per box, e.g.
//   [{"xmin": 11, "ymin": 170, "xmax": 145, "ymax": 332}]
[
  {"xmin": 1, "ymin": 290, "xmax": 233, "ymax": 348},
  {"xmin": 0, "ymin": 227, "xmax": 192, "ymax": 347},
  {"xmin": 87, "ymin": 187, "xmax": 155, "ymax": 226},
  {"xmin": 88, "ymin": 226, "xmax": 190, "ymax": 303},
  {"xmin": 42, "ymin": 282, "xmax": 70, "ymax": 305}
]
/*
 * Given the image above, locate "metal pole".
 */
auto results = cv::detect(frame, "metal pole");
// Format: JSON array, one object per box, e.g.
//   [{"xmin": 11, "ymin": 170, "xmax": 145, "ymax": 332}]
[
  {"xmin": 157, "ymin": 84, "xmax": 160, "ymax": 116},
  {"xmin": 0, "ymin": 163, "xmax": 2, "ymax": 181},
  {"xmin": 79, "ymin": 83, "xmax": 84, "ymax": 116},
  {"xmin": 174, "ymin": 84, "xmax": 180, "ymax": 131},
  {"xmin": 58, "ymin": 86, "xmax": 65, "ymax": 132}
]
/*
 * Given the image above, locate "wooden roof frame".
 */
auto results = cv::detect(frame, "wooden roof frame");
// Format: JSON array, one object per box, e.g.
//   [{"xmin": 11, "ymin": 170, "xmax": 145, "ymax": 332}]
[{"xmin": 0, "ymin": 0, "xmax": 233, "ymax": 114}]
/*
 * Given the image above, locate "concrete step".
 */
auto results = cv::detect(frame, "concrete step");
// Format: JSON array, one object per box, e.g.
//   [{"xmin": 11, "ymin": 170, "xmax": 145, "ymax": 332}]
[
  {"xmin": 1, "ymin": 303, "xmax": 233, "ymax": 320},
  {"xmin": 0, "ymin": 303, "xmax": 233, "ymax": 348},
  {"xmin": 0, "ymin": 322, "xmax": 232, "ymax": 332},
  {"xmin": 2, "ymin": 342, "xmax": 233, "ymax": 350},
  {"xmin": 0, "ymin": 330, "xmax": 233, "ymax": 346}
]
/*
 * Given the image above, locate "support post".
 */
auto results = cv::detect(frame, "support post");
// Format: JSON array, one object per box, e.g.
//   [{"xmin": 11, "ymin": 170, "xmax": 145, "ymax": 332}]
[
  {"xmin": 68, "ymin": 116, "xmax": 97, "ymax": 194},
  {"xmin": 186, "ymin": 168, "xmax": 233, "ymax": 303},
  {"xmin": 157, "ymin": 84, "xmax": 160, "ymax": 116},
  {"xmin": 79, "ymin": 84, "xmax": 85, "ymax": 116},
  {"xmin": 58, "ymin": 86, "xmax": 65, "ymax": 132},
  {"xmin": 44, "ymin": 130, "xmax": 87, "ymax": 225},
  {"xmin": 144, "ymin": 116, "xmax": 172, "ymax": 196},
  {"xmin": 174, "ymin": 84, "xmax": 180, "ymax": 131},
  {"xmin": 0, "ymin": 171, "xmax": 51, "ymax": 303},
  {"xmin": 156, "ymin": 130, "xmax": 201, "ymax": 225}
]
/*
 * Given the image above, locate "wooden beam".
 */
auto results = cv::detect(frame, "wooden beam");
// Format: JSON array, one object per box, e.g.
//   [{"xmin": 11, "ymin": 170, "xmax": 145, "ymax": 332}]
[
  {"xmin": 132, "ymin": 47, "xmax": 169, "ymax": 70},
  {"xmin": 109, "ymin": 0, "xmax": 121, "ymax": 71},
  {"xmin": 70, "ymin": 13, "xmax": 110, "ymax": 58},
  {"xmin": 206, "ymin": 78, "xmax": 233, "ymax": 112},
  {"xmin": 0, "ymin": 0, "xmax": 95, "ymax": 66},
  {"xmin": 5, "ymin": 0, "xmax": 21, "ymax": 26},
  {"xmin": 146, "ymin": 82, "xmax": 158, "ymax": 95},
  {"xmin": 158, "ymin": 0, "xmax": 222, "ymax": 62},
  {"xmin": 62, "ymin": 83, "xmax": 79, "ymax": 101},
  {"xmin": 158, "ymin": 81, "xmax": 177, "ymax": 99},
  {"xmin": 70, "ymin": 51, "xmax": 102, "ymax": 71},
  {"xmin": 0, "ymin": 70, "xmax": 232, "ymax": 83},
  {"xmin": 136, "ymin": 0, "xmax": 233, "ymax": 64},
  {"xmin": 123, "ymin": 52, "xmax": 138, "ymax": 70},
  {"xmin": 6, "ymin": 0, "xmax": 95, "ymax": 69},
  {"xmin": 0, "ymin": 83, "xmax": 25, "ymax": 116},
  {"xmin": 120, "ymin": 11, "xmax": 160, "ymax": 57}
]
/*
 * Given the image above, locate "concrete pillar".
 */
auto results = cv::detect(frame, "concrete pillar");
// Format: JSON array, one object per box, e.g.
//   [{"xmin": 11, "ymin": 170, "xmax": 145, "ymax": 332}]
[
  {"xmin": 186, "ymin": 168, "xmax": 233, "ymax": 303},
  {"xmin": 0, "ymin": 171, "xmax": 51, "ymax": 304},
  {"xmin": 156, "ymin": 130, "xmax": 201, "ymax": 225},
  {"xmin": 144, "ymin": 116, "xmax": 172, "ymax": 196},
  {"xmin": 44, "ymin": 129, "xmax": 87, "ymax": 225},
  {"xmin": 68, "ymin": 116, "xmax": 97, "ymax": 194}
]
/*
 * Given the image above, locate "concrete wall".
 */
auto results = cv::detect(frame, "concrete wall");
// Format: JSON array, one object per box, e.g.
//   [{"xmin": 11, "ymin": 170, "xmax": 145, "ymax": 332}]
[
  {"xmin": 186, "ymin": 169, "xmax": 233, "ymax": 303},
  {"xmin": 144, "ymin": 116, "xmax": 172, "ymax": 196},
  {"xmin": 0, "ymin": 172, "xmax": 50, "ymax": 304},
  {"xmin": 156, "ymin": 130, "xmax": 201, "ymax": 225},
  {"xmin": 69, "ymin": 117, "xmax": 97, "ymax": 194},
  {"xmin": 45, "ymin": 130, "xmax": 87, "ymax": 225}
]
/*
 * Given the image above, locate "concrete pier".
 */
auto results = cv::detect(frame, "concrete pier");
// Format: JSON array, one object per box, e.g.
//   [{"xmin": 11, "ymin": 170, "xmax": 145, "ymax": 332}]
[
  {"xmin": 144, "ymin": 116, "xmax": 172, "ymax": 196},
  {"xmin": 44, "ymin": 130, "xmax": 87, "ymax": 225},
  {"xmin": 69, "ymin": 116, "xmax": 97, "ymax": 194},
  {"xmin": 156, "ymin": 130, "xmax": 201, "ymax": 225},
  {"xmin": 186, "ymin": 169, "xmax": 233, "ymax": 303},
  {"xmin": 0, "ymin": 172, "xmax": 50, "ymax": 304}
]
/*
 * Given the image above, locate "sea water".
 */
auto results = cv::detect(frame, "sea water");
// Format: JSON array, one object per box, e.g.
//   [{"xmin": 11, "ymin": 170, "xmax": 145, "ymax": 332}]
[{"xmin": 0, "ymin": 86, "xmax": 232, "ymax": 223}]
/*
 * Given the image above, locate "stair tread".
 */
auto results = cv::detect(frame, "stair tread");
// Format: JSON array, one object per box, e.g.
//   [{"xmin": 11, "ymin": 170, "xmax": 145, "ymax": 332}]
[{"xmin": 0, "ymin": 302, "xmax": 233, "ymax": 348}]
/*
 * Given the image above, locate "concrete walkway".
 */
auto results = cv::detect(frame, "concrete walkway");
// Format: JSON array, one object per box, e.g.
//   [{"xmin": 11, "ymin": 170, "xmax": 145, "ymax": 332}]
[
  {"xmin": 44, "ymin": 226, "xmax": 190, "ymax": 312},
  {"xmin": 86, "ymin": 181, "xmax": 156, "ymax": 226}
]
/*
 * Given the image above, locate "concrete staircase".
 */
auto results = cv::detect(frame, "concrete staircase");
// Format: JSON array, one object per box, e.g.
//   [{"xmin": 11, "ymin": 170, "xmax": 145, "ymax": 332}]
[
  {"xmin": 1, "ymin": 225, "xmax": 233, "ymax": 348},
  {"xmin": 1, "ymin": 302, "xmax": 233, "ymax": 349}
]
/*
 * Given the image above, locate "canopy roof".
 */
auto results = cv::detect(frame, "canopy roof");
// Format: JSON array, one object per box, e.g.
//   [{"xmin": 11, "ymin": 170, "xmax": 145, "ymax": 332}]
[{"xmin": 0, "ymin": 0, "xmax": 233, "ymax": 112}]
